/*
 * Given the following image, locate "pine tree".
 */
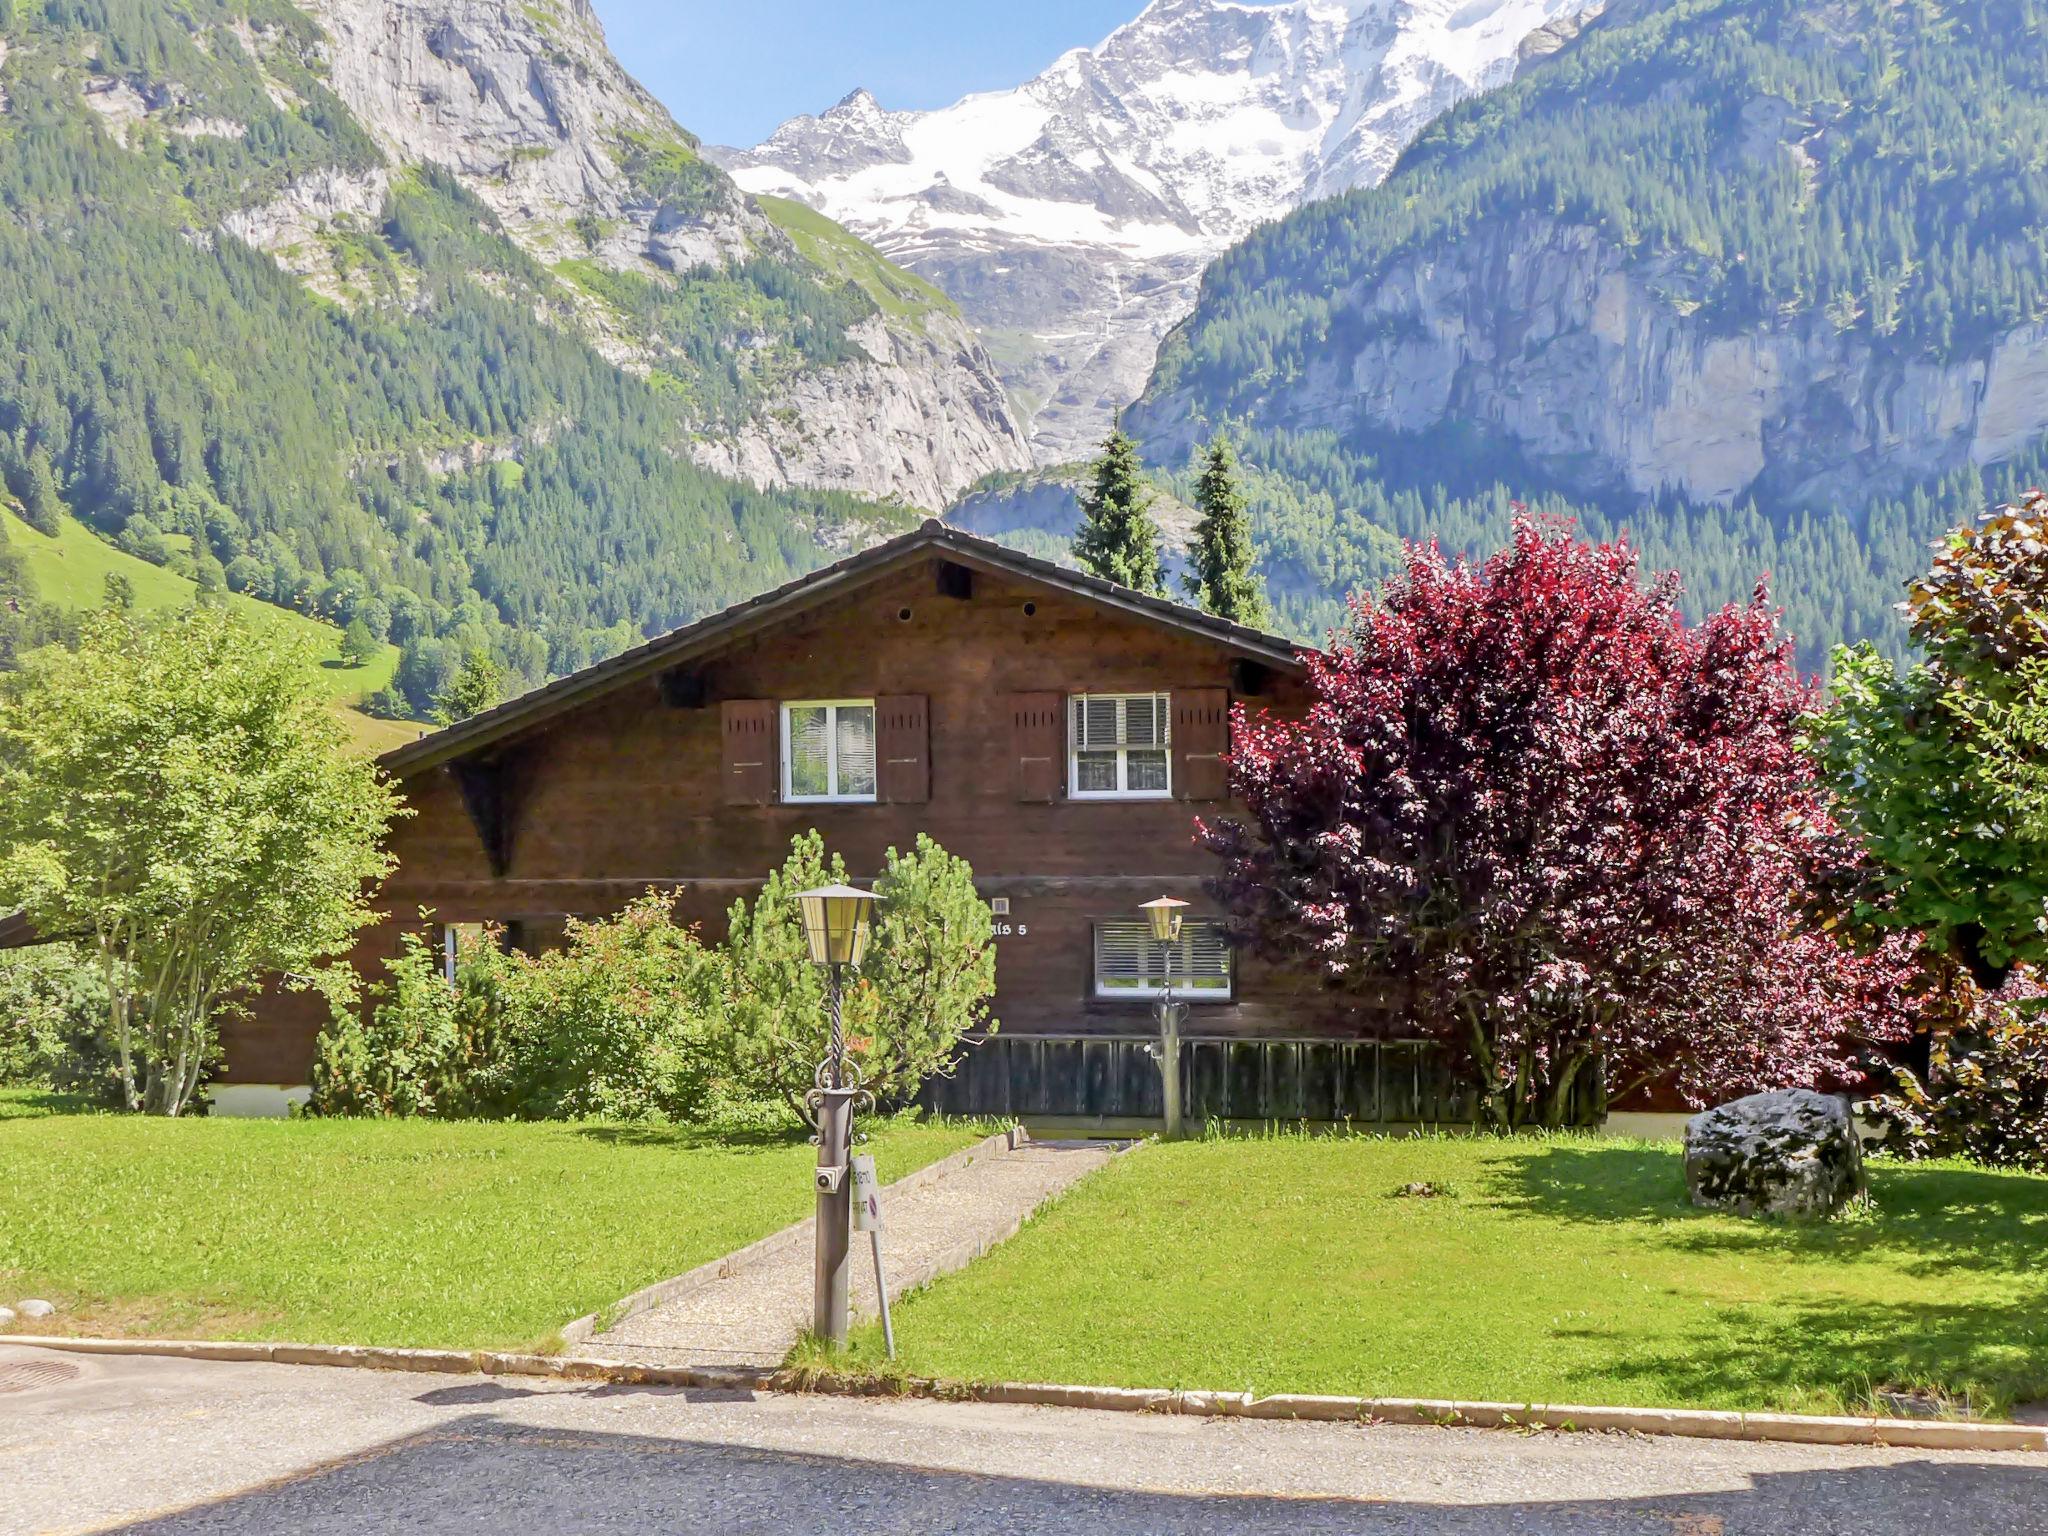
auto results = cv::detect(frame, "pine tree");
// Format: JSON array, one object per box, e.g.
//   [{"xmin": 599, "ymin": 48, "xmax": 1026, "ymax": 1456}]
[
  {"xmin": 433, "ymin": 648, "xmax": 503, "ymax": 725},
  {"xmin": 1185, "ymin": 433, "xmax": 1271, "ymax": 628},
  {"xmin": 21, "ymin": 450, "xmax": 63, "ymax": 538},
  {"xmin": 1073, "ymin": 423, "xmax": 1166, "ymax": 596}
]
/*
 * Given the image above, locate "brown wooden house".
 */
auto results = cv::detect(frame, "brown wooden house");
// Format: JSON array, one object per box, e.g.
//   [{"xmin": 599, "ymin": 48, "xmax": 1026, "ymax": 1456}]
[{"xmin": 211, "ymin": 520, "xmax": 1508, "ymax": 1127}]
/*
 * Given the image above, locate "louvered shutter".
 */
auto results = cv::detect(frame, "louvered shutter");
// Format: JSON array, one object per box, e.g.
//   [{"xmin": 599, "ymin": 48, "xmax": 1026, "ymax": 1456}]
[
  {"xmin": 1007, "ymin": 692, "xmax": 1063, "ymax": 802},
  {"xmin": 877, "ymin": 695, "xmax": 930, "ymax": 804},
  {"xmin": 1093, "ymin": 918, "xmax": 1234, "ymax": 997},
  {"xmin": 720, "ymin": 700, "xmax": 776, "ymax": 806},
  {"xmin": 1174, "ymin": 688, "xmax": 1231, "ymax": 801}
]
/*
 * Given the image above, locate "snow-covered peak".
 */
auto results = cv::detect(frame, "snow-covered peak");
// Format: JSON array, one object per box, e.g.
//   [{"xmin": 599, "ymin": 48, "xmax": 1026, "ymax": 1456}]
[{"xmin": 710, "ymin": 0, "xmax": 1602, "ymax": 461}]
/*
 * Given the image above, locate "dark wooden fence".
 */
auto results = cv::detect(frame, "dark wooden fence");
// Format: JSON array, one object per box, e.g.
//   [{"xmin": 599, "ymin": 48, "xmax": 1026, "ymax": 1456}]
[{"xmin": 917, "ymin": 1034, "xmax": 1604, "ymax": 1128}]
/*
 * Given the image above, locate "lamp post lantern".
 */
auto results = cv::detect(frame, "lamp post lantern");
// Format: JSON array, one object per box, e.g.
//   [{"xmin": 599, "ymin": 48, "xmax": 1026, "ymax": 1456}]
[
  {"xmin": 797, "ymin": 883, "xmax": 876, "ymax": 1348},
  {"xmin": 1140, "ymin": 897, "xmax": 1190, "ymax": 1139}
]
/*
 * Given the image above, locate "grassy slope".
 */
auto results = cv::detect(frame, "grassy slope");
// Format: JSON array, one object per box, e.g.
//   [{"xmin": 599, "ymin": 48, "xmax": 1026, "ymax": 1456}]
[
  {"xmin": 1, "ymin": 508, "xmax": 420, "ymax": 754},
  {"xmin": 0, "ymin": 1101, "xmax": 980, "ymax": 1352},
  {"xmin": 756, "ymin": 194, "xmax": 960, "ymax": 325},
  {"xmin": 826, "ymin": 1135, "xmax": 2048, "ymax": 1419}
]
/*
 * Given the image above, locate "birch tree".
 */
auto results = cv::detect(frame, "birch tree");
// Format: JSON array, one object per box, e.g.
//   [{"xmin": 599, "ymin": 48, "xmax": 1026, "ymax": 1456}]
[{"xmin": 0, "ymin": 606, "xmax": 403, "ymax": 1115}]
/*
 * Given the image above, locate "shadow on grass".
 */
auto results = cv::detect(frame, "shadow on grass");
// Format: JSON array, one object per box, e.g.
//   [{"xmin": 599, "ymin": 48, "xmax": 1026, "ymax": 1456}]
[
  {"xmin": 1548, "ymin": 1291, "xmax": 2048, "ymax": 1418},
  {"xmin": 1487, "ymin": 1143, "xmax": 2048, "ymax": 1279},
  {"xmin": 570, "ymin": 1122, "xmax": 809, "ymax": 1153},
  {"xmin": 0, "ymin": 1090, "xmax": 98, "ymax": 1121}
]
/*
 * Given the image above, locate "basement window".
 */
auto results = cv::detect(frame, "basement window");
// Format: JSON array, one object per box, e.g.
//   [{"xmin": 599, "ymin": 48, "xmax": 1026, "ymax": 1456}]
[
  {"xmin": 1093, "ymin": 919, "xmax": 1233, "ymax": 1000},
  {"xmin": 782, "ymin": 700, "xmax": 878, "ymax": 803},
  {"xmin": 1070, "ymin": 693, "xmax": 1171, "ymax": 799}
]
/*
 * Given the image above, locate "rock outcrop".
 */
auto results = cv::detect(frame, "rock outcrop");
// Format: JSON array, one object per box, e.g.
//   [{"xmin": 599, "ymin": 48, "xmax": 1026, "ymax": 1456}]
[
  {"xmin": 1140, "ymin": 213, "xmax": 2048, "ymax": 509},
  {"xmin": 715, "ymin": 0, "xmax": 1601, "ymax": 463},
  {"xmin": 1684, "ymin": 1089, "xmax": 1865, "ymax": 1220},
  {"xmin": 267, "ymin": 0, "xmax": 1030, "ymax": 508}
]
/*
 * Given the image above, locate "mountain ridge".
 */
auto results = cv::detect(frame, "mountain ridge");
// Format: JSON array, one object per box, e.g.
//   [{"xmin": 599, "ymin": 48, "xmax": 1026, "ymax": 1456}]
[{"xmin": 714, "ymin": 0, "xmax": 1599, "ymax": 462}]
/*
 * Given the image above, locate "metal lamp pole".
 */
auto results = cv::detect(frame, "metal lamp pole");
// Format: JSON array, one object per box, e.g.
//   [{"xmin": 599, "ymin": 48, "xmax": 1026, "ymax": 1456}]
[
  {"xmin": 1141, "ymin": 897, "xmax": 1190, "ymax": 1140},
  {"xmin": 798, "ymin": 884, "xmax": 875, "ymax": 1349}
]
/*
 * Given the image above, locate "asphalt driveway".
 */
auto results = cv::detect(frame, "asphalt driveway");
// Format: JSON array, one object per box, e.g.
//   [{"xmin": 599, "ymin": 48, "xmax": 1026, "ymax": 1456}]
[{"xmin": 4, "ymin": 1343, "xmax": 2044, "ymax": 1534}]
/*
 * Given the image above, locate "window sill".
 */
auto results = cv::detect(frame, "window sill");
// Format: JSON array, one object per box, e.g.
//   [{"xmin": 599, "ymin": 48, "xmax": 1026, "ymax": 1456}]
[
  {"xmin": 1068, "ymin": 792, "xmax": 1175, "ymax": 803},
  {"xmin": 781, "ymin": 796, "xmax": 879, "ymax": 806}
]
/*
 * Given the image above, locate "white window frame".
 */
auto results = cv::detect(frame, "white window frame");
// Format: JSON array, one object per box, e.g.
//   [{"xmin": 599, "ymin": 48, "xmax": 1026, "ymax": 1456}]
[
  {"xmin": 1092, "ymin": 918, "xmax": 1234, "ymax": 1001},
  {"xmin": 1068, "ymin": 692, "xmax": 1173, "ymax": 801},
  {"xmin": 780, "ymin": 699, "xmax": 879, "ymax": 804}
]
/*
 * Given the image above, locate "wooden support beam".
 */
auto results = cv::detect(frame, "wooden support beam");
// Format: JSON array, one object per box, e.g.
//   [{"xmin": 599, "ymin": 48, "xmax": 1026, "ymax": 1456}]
[
  {"xmin": 449, "ymin": 759, "xmax": 510, "ymax": 879},
  {"xmin": 935, "ymin": 560, "xmax": 974, "ymax": 600}
]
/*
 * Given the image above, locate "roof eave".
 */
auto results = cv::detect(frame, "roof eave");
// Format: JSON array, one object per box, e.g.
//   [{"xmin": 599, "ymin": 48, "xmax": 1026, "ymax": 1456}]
[{"xmin": 379, "ymin": 523, "xmax": 1306, "ymax": 779}]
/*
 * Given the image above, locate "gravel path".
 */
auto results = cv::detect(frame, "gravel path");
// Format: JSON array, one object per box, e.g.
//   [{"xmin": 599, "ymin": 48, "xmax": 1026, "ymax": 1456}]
[
  {"xmin": 5, "ymin": 1344, "xmax": 2044, "ymax": 1535},
  {"xmin": 592, "ymin": 1139, "xmax": 1119, "ymax": 1369}
]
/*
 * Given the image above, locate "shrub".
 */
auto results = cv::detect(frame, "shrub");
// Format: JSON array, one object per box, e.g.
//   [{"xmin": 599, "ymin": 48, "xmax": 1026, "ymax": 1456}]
[
  {"xmin": 721, "ymin": 832, "xmax": 996, "ymax": 1123},
  {"xmin": 308, "ymin": 894, "xmax": 726, "ymax": 1122},
  {"xmin": 0, "ymin": 943, "xmax": 117, "ymax": 1101},
  {"xmin": 1872, "ymin": 980, "xmax": 2048, "ymax": 1170}
]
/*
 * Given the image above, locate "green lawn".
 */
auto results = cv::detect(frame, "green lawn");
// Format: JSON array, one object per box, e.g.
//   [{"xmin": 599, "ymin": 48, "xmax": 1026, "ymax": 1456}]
[
  {"xmin": 828, "ymin": 1134, "xmax": 2048, "ymax": 1420},
  {"xmin": 1, "ymin": 507, "xmax": 419, "ymax": 753},
  {"xmin": 0, "ymin": 1097, "xmax": 980, "ymax": 1352}
]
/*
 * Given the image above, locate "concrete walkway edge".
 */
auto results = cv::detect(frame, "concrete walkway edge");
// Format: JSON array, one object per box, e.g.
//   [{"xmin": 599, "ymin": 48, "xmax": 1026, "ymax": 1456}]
[
  {"xmin": 9, "ymin": 1335, "xmax": 2043, "ymax": 1455},
  {"xmin": 559, "ymin": 1124, "xmax": 1027, "ymax": 1347}
]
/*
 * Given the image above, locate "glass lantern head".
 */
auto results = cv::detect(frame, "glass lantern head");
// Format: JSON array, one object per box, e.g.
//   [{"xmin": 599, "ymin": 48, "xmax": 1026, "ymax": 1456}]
[
  {"xmin": 797, "ymin": 884, "xmax": 877, "ymax": 967},
  {"xmin": 1139, "ymin": 895, "xmax": 1190, "ymax": 944}
]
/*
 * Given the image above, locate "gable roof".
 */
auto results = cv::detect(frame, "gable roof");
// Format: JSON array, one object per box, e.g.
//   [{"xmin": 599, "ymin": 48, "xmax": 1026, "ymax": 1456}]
[{"xmin": 383, "ymin": 519, "xmax": 1305, "ymax": 778}]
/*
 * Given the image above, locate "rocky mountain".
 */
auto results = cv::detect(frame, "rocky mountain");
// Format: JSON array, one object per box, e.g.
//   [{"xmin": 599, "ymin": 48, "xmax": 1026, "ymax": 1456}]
[
  {"xmin": 1112, "ymin": 0, "xmax": 2048, "ymax": 661},
  {"xmin": 281, "ymin": 0, "xmax": 1030, "ymax": 510},
  {"xmin": 714, "ymin": 0, "xmax": 1599, "ymax": 463},
  {"xmin": 0, "ymin": 0, "xmax": 1029, "ymax": 718}
]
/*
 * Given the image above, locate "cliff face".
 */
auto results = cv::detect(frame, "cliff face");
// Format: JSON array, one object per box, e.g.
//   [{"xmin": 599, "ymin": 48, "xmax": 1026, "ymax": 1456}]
[
  {"xmin": 716, "ymin": 0, "xmax": 1599, "ymax": 464},
  {"xmin": 1143, "ymin": 215, "xmax": 2048, "ymax": 508},
  {"xmin": 279, "ymin": 0, "xmax": 1029, "ymax": 509}
]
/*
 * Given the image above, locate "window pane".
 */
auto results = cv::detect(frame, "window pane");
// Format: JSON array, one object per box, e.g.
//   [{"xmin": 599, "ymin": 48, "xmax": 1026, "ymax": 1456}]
[
  {"xmin": 836, "ymin": 705, "xmax": 876, "ymax": 797},
  {"xmin": 1076, "ymin": 750, "xmax": 1120, "ymax": 794},
  {"xmin": 1127, "ymin": 748, "xmax": 1169, "ymax": 793},
  {"xmin": 788, "ymin": 706, "xmax": 830, "ymax": 798}
]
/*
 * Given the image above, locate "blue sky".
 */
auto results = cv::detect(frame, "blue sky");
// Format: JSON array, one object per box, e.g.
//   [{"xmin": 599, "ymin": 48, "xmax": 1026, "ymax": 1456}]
[{"xmin": 590, "ymin": 1, "xmax": 1149, "ymax": 148}]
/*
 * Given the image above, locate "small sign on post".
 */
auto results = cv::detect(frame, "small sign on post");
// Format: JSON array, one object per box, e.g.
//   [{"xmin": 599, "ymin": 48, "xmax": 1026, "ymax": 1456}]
[{"xmin": 848, "ymin": 1154, "xmax": 895, "ymax": 1359}]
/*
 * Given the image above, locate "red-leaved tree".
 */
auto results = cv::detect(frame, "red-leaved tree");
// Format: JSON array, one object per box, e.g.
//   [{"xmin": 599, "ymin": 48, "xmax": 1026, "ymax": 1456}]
[{"xmin": 1203, "ymin": 518, "xmax": 1920, "ymax": 1129}]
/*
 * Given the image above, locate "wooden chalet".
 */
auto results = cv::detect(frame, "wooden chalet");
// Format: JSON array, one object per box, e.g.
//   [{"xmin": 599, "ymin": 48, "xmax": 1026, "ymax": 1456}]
[{"xmin": 232, "ymin": 519, "xmax": 1509, "ymax": 1127}]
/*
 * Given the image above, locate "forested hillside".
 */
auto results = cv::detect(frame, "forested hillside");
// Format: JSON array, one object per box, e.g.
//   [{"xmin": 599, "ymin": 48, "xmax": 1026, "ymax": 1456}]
[
  {"xmin": 0, "ymin": 1, "xmax": 946, "ymax": 714},
  {"xmin": 1128, "ymin": 0, "xmax": 2048, "ymax": 662}
]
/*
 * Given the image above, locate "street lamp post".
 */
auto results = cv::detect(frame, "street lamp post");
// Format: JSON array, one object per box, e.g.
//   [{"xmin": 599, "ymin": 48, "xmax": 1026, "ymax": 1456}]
[
  {"xmin": 797, "ymin": 882, "xmax": 876, "ymax": 1348},
  {"xmin": 1140, "ymin": 896, "xmax": 1190, "ymax": 1139}
]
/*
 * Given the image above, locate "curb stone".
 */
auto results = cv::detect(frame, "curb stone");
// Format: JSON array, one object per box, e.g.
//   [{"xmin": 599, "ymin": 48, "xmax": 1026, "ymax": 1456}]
[
  {"xmin": 559, "ymin": 1125, "xmax": 1026, "ymax": 1347},
  {"xmin": 7, "ymin": 1335, "xmax": 2044, "ymax": 1454}
]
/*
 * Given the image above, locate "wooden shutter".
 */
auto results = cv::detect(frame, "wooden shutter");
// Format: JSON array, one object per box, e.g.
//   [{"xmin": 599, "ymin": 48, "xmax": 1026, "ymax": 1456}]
[
  {"xmin": 1174, "ymin": 688, "xmax": 1231, "ymax": 801},
  {"xmin": 1007, "ymin": 691, "xmax": 1063, "ymax": 803},
  {"xmin": 877, "ymin": 694, "xmax": 930, "ymax": 804},
  {"xmin": 720, "ymin": 699, "xmax": 775, "ymax": 806}
]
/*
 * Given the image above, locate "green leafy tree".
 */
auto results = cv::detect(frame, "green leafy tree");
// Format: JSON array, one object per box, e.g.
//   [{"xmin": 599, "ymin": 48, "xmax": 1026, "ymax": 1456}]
[
  {"xmin": 433, "ymin": 648, "xmax": 503, "ymax": 725},
  {"xmin": 101, "ymin": 572, "xmax": 134, "ymax": 612},
  {"xmin": 18, "ymin": 448, "xmax": 63, "ymax": 537},
  {"xmin": 0, "ymin": 605, "xmax": 405, "ymax": 1115},
  {"xmin": 339, "ymin": 615, "xmax": 378, "ymax": 669},
  {"xmin": 1183, "ymin": 434, "xmax": 1270, "ymax": 627},
  {"xmin": 720, "ymin": 831, "xmax": 997, "ymax": 1124},
  {"xmin": 1073, "ymin": 424, "xmax": 1166, "ymax": 596},
  {"xmin": 1808, "ymin": 496, "xmax": 2048, "ymax": 988}
]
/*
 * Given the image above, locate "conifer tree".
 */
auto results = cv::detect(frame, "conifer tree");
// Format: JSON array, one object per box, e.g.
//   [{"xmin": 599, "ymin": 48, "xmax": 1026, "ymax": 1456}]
[
  {"xmin": 1185, "ymin": 433, "xmax": 1270, "ymax": 627},
  {"xmin": 1073, "ymin": 422, "xmax": 1166, "ymax": 596},
  {"xmin": 433, "ymin": 649, "xmax": 503, "ymax": 725}
]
